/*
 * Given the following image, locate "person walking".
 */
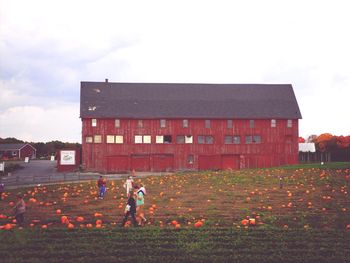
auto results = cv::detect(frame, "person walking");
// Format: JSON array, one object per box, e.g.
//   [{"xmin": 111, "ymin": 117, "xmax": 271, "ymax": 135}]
[
  {"xmin": 97, "ymin": 176, "xmax": 106, "ymax": 199},
  {"xmin": 123, "ymin": 176, "xmax": 134, "ymax": 197},
  {"xmin": 121, "ymin": 190, "xmax": 138, "ymax": 227},
  {"xmin": 135, "ymin": 184, "xmax": 147, "ymax": 226},
  {"xmin": 13, "ymin": 194, "xmax": 26, "ymax": 227}
]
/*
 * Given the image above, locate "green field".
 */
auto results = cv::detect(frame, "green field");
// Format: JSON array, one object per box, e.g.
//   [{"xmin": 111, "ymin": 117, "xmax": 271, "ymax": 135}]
[
  {"xmin": 1, "ymin": 163, "xmax": 350, "ymax": 262},
  {"xmin": 1, "ymin": 227, "xmax": 350, "ymax": 263}
]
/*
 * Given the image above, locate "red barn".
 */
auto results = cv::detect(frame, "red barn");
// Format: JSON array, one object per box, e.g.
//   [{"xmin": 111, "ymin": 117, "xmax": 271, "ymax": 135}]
[
  {"xmin": 80, "ymin": 81, "xmax": 302, "ymax": 172},
  {"xmin": 0, "ymin": 143, "xmax": 37, "ymax": 160}
]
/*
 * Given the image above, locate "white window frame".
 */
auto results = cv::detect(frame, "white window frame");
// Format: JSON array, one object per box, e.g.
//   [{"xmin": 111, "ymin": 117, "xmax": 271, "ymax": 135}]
[
  {"xmin": 94, "ymin": 135, "xmax": 102, "ymax": 143},
  {"xmin": 183, "ymin": 119, "xmax": 189, "ymax": 128},
  {"xmin": 287, "ymin": 119, "xmax": 293, "ymax": 128},
  {"xmin": 271, "ymin": 119, "xmax": 276, "ymax": 128},
  {"xmin": 143, "ymin": 135, "xmax": 151, "ymax": 144},
  {"xmin": 92, "ymin": 119, "xmax": 97, "ymax": 127},
  {"xmin": 135, "ymin": 135, "xmax": 143, "ymax": 144},
  {"xmin": 160, "ymin": 119, "xmax": 166, "ymax": 128},
  {"xmin": 156, "ymin": 135, "xmax": 164, "ymax": 144},
  {"xmin": 115, "ymin": 135, "xmax": 124, "ymax": 144},
  {"xmin": 185, "ymin": 135, "xmax": 193, "ymax": 144},
  {"xmin": 106, "ymin": 135, "xmax": 115, "ymax": 144},
  {"xmin": 115, "ymin": 119, "xmax": 120, "ymax": 128},
  {"xmin": 85, "ymin": 136, "xmax": 93, "ymax": 143}
]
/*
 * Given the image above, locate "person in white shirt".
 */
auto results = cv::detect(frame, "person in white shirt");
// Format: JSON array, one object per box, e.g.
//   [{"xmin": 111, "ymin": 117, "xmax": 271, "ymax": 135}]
[{"xmin": 123, "ymin": 176, "xmax": 134, "ymax": 197}]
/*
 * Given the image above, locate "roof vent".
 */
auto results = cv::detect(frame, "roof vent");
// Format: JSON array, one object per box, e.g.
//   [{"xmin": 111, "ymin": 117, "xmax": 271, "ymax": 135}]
[
  {"xmin": 105, "ymin": 78, "xmax": 108, "ymax": 83},
  {"xmin": 88, "ymin": 106, "xmax": 97, "ymax": 111}
]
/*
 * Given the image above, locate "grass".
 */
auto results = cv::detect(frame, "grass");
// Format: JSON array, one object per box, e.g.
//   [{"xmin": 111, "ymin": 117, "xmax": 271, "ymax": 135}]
[{"xmin": 0, "ymin": 163, "xmax": 350, "ymax": 262}]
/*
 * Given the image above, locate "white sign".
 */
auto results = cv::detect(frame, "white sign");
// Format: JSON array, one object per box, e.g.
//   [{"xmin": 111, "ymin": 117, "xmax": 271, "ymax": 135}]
[
  {"xmin": 60, "ymin": 150, "xmax": 76, "ymax": 165},
  {"xmin": 0, "ymin": 162, "xmax": 4, "ymax": 172},
  {"xmin": 50, "ymin": 155, "xmax": 55, "ymax": 161},
  {"xmin": 24, "ymin": 157, "xmax": 29, "ymax": 163}
]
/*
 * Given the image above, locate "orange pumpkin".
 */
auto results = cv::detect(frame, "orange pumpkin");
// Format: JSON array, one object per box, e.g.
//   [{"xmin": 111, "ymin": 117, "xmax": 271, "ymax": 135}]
[
  {"xmin": 241, "ymin": 219, "xmax": 249, "ymax": 226},
  {"xmin": 61, "ymin": 216, "xmax": 68, "ymax": 224},
  {"xmin": 4, "ymin": 223, "xmax": 13, "ymax": 230},
  {"xmin": 194, "ymin": 221, "xmax": 203, "ymax": 228},
  {"xmin": 67, "ymin": 223, "xmax": 74, "ymax": 229},
  {"xmin": 249, "ymin": 218, "xmax": 256, "ymax": 225},
  {"xmin": 76, "ymin": 216, "xmax": 84, "ymax": 222},
  {"xmin": 56, "ymin": 209, "xmax": 62, "ymax": 214},
  {"xmin": 171, "ymin": 220, "xmax": 178, "ymax": 226}
]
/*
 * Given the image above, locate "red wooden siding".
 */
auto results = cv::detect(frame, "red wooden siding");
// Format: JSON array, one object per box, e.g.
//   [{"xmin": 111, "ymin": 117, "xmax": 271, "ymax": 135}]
[{"xmin": 81, "ymin": 118, "xmax": 299, "ymax": 172}]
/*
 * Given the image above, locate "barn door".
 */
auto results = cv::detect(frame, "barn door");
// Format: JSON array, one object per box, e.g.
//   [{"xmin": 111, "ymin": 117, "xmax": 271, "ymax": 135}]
[
  {"xmin": 221, "ymin": 155, "xmax": 239, "ymax": 170},
  {"xmin": 131, "ymin": 154, "xmax": 150, "ymax": 171}
]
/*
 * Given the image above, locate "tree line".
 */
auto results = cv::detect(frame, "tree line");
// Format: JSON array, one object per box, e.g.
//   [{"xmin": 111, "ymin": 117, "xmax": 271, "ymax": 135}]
[
  {"xmin": 0, "ymin": 137, "xmax": 81, "ymax": 159},
  {"xmin": 299, "ymin": 134, "xmax": 350, "ymax": 162}
]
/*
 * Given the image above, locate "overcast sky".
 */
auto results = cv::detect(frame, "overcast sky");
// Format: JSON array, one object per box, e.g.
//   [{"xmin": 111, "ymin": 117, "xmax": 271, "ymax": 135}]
[{"xmin": 0, "ymin": 0, "xmax": 349, "ymax": 143}]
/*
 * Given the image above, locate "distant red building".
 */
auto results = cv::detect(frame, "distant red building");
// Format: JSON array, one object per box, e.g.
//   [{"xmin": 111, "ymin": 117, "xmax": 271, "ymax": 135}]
[
  {"xmin": 80, "ymin": 81, "xmax": 302, "ymax": 172},
  {"xmin": 0, "ymin": 143, "xmax": 37, "ymax": 160}
]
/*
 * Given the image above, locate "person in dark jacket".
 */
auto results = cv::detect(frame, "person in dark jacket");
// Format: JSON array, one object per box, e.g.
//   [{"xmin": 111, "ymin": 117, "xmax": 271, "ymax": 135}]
[
  {"xmin": 97, "ymin": 176, "xmax": 106, "ymax": 199},
  {"xmin": 121, "ymin": 190, "xmax": 138, "ymax": 227}
]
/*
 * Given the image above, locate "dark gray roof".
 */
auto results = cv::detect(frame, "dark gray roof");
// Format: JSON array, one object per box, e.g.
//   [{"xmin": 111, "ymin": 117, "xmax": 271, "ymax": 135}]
[
  {"xmin": 80, "ymin": 82, "xmax": 302, "ymax": 119},
  {"xmin": 0, "ymin": 143, "xmax": 35, "ymax": 151}
]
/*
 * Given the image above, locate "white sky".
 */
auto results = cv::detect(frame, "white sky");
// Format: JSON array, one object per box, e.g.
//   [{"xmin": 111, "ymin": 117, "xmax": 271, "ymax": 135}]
[{"xmin": 0, "ymin": 0, "xmax": 349, "ymax": 143}]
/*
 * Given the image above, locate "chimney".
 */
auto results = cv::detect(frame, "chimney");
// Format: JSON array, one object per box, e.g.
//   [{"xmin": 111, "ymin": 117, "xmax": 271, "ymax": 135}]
[{"xmin": 105, "ymin": 78, "xmax": 108, "ymax": 83}]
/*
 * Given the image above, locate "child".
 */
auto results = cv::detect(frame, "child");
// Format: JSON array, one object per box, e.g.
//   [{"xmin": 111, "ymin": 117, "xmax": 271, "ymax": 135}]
[
  {"xmin": 97, "ymin": 176, "xmax": 106, "ymax": 199},
  {"xmin": 135, "ymin": 184, "xmax": 147, "ymax": 226},
  {"xmin": 13, "ymin": 194, "xmax": 26, "ymax": 226},
  {"xmin": 123, "ymin": 176, "xmax": 134, "ymax": 197},
  {"xmin": 121, "ymin": 190, "xmax": 138, "ymax": 227}
]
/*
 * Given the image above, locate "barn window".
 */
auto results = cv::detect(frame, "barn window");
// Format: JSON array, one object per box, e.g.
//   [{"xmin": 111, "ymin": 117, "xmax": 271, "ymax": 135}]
[
  {"xmin": 176, "ymin": 135, "xmax": 185, "ymax": 144},
  {"xmin": 205, "ymin": 120, "xmax": 211, "ymax": 128},
  {"xmin": 156, "ymin": 135, "xmax": 172, "ymax": 144},
  {"xmin": 187, "ymin": 154, "xmax": 194, "ymax": 164},
  {"xmin": 115, "ymin": 135, "xmax": 124, "ymax": 144},
  {"xmin": 94, "ymin": 135, "xmax": 102, "ymax": 143},
  {"xmin": 164, "ymin": 135, "xmax": 172, "ymax": 143},
  {"xmin": 137, "ymin": 120, "xmax": 143, "ymax": 128},
  {"xmin": 183, "ymin": 119, "xmax": 188, "ymax": 128},
  {"xmin": 198, "ymin": 135, "xmax": 213, "ymax": 144},
  {"xmin": 225, "ymin": 136, "xmax": 240, "ymax": 144},
  {"xmin": 115, "ymin": 119, "xmax": 120, "ymax": 128},
  {"xmin": 198, "ymin": 136, "xmax": 205, "ymax": 144},
  {"xmin": 206, "ymin": 136, "xmax": 214, "ymax": 144},
  {"xmin": 287, "ymin": 119, "xmax": 292, "ymax": 128},
  {"xmin": 253, "ymin": 135, "xmax": 261, "ymax": 143},
  {"xmin": 249, "ymin": 120, "xmax": 254, "ymax": 128},
  {"xmin": 233, "ymin": 136, "xmax": 241, "ymax": 144},
  {"xmin": 245, "ymin": 135, "xmax": 253, "ymax": 144},
  {"xmin": 143, "ymin": 135, "xmax": 151, "ymax": 144},
  {"xmin": 160, "ymin": 119, "xmax": 166, "ymax": 128},
  {"xmin": 85, "ymin": 136, "xmax": 93, "ymax": 143},
  {"xmin": 227, "ymin": 120, "xmax": 233, "ymax": 129},
  {"xmin": 106, "ymin": 135, "xmax": 115, "ymax": 144},
  {"xmin": 185, "ymin": 135, "xmax": 193, "ymax": 144},
  {"xmin": 92, "ymin": 119, "xmax": 97, "ymax": 127},
  {"xmin": 135, "ymin": 135, "xmax": 143, "ymax": 144},
  {"xmin": 271, "ymin": 119, "xmax": 276, "ymax": 128},
  {"xmin": 156, "ymin": 136, "xmax": 164, "ymax": 144},
  {"xmin": 224, "ymin": 136, "xmax": 232, "ymax": 144}
]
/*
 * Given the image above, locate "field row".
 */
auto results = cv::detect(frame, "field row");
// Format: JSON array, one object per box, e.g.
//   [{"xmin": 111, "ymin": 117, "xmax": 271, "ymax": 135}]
[{"xmin": 1, "ymin": 228, "xmax": 350, "ymax": 263}]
